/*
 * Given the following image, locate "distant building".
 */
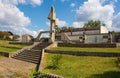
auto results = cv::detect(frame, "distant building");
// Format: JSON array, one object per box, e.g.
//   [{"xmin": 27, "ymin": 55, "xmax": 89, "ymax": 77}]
[
  {"xmin": 0, "ymin": 31, "xmax": 14, "ymax": 40},
  {"xmin": 20, "ymin": 34, "xmax": 33, "ymax": 42},
  {"xmin": 61, "ymin": 26, "xmax": 111, "ymax": 43}
]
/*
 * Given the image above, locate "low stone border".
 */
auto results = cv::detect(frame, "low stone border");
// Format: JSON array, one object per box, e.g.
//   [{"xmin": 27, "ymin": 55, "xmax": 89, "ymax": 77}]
[
  {"xmin": 46, "ymin": 73, "xmax": 64, "ymax": 78},
  {"xmin": 45, "ymin": 42, "xmax": 57, "ymax": 49},
  {"xmin": 0, "ymin": 46, "xmax": 22, "ymax": 49},
  {"xmin": 0, "ymin": 42, "xmax": 41, "ymax": 58},
  {"xmin": 58, "ymin": 43, "xmax": 117, "ymax": 48},
  {"xmin": 45, "ymin": 49, "xmax": 120, "ymax": 57},
  {"xmin": 0, "ymin": 42, "xmax": 9, "ymax": 44},
  {"xmin": 0, "ymin": 49, "xmax": 28, "ymax": 58},
  {"xmin": 9, "ymin": 41, "xmax": 33, "ymax": 45},
  {"xmin": 0, "ymin": 51, "xmax": 9, "ymax": 57}
]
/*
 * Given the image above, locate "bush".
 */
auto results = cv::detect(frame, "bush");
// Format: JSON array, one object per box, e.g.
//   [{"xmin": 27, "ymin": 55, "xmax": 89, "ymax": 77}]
[
  {"xmin": 51, "ymin": 54, "xmax": 62, "ymax": 69},
  {"xmin": 116, "ymin": 57, "xmax": 120, "ymax": 68},
  {"xmin": 29, "ymin": 70, "xmax": 47, "ymax": 78}
]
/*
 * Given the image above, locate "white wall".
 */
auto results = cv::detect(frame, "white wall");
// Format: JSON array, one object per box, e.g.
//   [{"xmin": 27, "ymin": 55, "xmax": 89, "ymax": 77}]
[
  {"xmin": 100, "ymin": 26, "xmax": 109, "ymax": 33},
  {"xmin": 85, "ymin": 30, "xmax": 100, "ymax": 34},
  {"xmin": 85, "ymin": 34, "xmax": 108, "ymax": 43}
]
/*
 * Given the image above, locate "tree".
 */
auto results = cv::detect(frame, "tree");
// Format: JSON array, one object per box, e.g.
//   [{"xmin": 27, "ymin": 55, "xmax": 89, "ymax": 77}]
[
  {"xmin": 55, "ymin": 26, "xmax": 61, "ymax": 34},
  {"xmin": 61, "ymin": 26, "xmax": 68, "ymax": 31},
  {"xmin": 84, "ymin": 20, "xmax": 106, "ymax": 28},
  {"xmin": 68, "ymin": 27, "xmax": 74, "ymax": 30}
]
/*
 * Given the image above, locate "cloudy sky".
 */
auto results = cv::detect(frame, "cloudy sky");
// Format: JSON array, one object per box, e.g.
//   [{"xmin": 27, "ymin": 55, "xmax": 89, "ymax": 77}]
[{"xmin": 0, "ymin": 0, "xmax": 120, "ymax": 37}]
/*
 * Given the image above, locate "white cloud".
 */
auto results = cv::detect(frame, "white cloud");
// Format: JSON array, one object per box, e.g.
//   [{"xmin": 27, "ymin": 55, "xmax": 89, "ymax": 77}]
[
  {"xmin": 57, "ymin": 18, "xmax": 67, "ymax": 27},
  {"xmin": 112, "ymin": 12, "xmax": 120, "ymax": 31},
  {"xmin": 60, "ymin": 0, "xmax": 68, "ymax": 2},
  {"xmin": 72, "ymin": 22, "xmax": 84, "ymax": 28},
  {"xmin": 70, "ymin": 3, "xmax": 76, "ymax": 7},
  {"xmin": 30, "ymin": 0, "xmax": 43, "ymax": 5},
  {"xmin": 2, "ymin": 0, "xmax": 43, "ymax": 5},
  {"xmin": 61, "ymin": 0, "xmax": 65, "ymax": 2},
  {"xmin": 74, "ymin": 0, "xmax": 114, "ymax": 29},
  {"xmin": 46, "ymin": 18, "xmax": 67, "ymax": 27},
  {"xmin": 0, "ymin": 0, "xmax": 43, "ymax": 37},
  {"xmin": 0, "ymin": 1, "xmax": 30, "ymax": 28},
  {"xmin": 46, "ymin": 21, "xmax": 50, "ymax": 26}
]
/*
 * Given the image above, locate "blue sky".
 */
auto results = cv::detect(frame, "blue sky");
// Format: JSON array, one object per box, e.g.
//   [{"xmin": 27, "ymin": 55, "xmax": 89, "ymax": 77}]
[{"xmin": 0, "ymin": 0, "xmax": 120, "ymax": 37}]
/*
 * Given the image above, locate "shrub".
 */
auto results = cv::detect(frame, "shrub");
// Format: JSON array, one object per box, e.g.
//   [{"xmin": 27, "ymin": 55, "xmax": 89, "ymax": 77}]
[
  {"xmin": 29, "ymin": 70, "xmax": 47, "ymax": 78},
  {"xmin": 116, "ymin": 57, "xmax": 120, "ymax": 68},
  {"xmin": 51, "ymin": 54, "xmax": 62, "ymax": 69}
]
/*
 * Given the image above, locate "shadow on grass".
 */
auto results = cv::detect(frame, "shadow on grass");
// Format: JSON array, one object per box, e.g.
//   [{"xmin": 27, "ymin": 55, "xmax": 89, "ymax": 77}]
[
  {"xmin": 115, "ymin": 57, "xmax": 120, "ymax": 69},
  {"xmin": 88, "ymin": 71, "xmax": 120, "ymax": 78},
  {"xmin": 45, "ymin": 65, "xmax": 59, "ymax": 70}
]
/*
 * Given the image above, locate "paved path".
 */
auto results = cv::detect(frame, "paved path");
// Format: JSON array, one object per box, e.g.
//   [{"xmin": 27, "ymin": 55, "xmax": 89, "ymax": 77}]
[{"xmin": 0, "ymin": 57, "xmax": 36, "ymax": 78}]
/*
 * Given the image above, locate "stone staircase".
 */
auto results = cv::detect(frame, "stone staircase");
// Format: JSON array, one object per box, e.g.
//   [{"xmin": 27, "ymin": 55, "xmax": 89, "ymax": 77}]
[{"xmin": 12, "ymin": 42, "xmax": 50, "ymax": 64}]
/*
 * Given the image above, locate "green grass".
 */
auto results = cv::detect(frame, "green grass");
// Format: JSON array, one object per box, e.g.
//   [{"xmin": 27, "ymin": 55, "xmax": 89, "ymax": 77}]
[
  {"xmin": 0, "ymin": 44, "xmax": 29, "ymax": 53},
  {"xmin": 9, "ymin": 72, "xmax": 23, "ymax": 78},
  {"xmin": 0, "ymin": 75, "xmax": 3, "ymax": 78},
  {"xmin": 0, "ymin": 55, "xmax": 4, "ymax": 58},
  {"xmin": 43, "ymin": 53, "xmax": 120, "ymax": 78},
  {"xmin": 0, "ymin": 44, "xmax": 29, "ymax": 48},
  {"xmin": 51, "ymin": 47, "xmax": 120, "ymax": 52},
  {"xmin": 0, "ymin": 47, "xmax": 19, "ymax": 52},
  {"xmin": 0, "ymin": 39, "xmax": 15, "ymax": 42}
]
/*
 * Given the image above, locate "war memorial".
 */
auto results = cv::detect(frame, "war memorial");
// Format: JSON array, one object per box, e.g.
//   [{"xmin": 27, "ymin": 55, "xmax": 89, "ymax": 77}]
[{"xmin": 0, "ymin": 5, "xmax": 120, "ymax": 78}]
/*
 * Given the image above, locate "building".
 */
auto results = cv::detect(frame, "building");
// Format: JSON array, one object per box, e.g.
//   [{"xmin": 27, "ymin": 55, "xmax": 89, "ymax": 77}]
[
  {"xmin": 0, "ymin": 31, "xmax": 14, "ymax": 40},
  {"xmin": 20, "ymin": 34, "xmax": 33, "ymax": 42},
  {"xmin": 61, "ymin": 26, "xmax": 111, "ymax": 43}
]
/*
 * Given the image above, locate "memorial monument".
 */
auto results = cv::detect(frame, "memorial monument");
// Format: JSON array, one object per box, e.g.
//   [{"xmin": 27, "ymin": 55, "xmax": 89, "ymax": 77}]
[
  {"xmin": 48, "ymin": 5, "xmax": 58, "ymax": 43},
  {"xmin": 36, "ymin": 5, "xmax": 57, "ymax": 43}
]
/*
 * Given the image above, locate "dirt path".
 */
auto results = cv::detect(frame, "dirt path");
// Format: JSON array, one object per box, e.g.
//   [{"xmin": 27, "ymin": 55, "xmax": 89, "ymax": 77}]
[{"xmin": 0, "ymin": 57, "xmax": 36, "ymax": 78}]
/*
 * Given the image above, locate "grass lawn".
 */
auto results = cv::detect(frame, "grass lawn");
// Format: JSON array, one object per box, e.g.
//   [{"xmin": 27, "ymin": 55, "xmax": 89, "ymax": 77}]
[
  {"xmin": 43, "ymin": 53, "xmax": 120, "ymax": 78},
  {"xmin": 0, "ymin": 55, "xmax": 4, "ymax": 58},
  {"xmin": 0, "ymin": 47, "xmax": 19, "ymax": 52},
  {"xmin": 0, "ymin": 44, "xmax": 30, "ymax": 53},
  {"xmin": 0, "ymin": 44, "xmax": 29, "ymax": 48},
  {"xmin": 51, "ymin": 47, "xmax": 120, "ymax": 53}
]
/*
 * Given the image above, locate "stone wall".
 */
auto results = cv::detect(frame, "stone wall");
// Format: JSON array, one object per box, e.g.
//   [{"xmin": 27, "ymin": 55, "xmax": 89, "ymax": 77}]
[
  {"xmin": 58, "ymin": 43, "xmax": 116, "ymax": 48},
  {"xmin": 9, "ymin": 41, "xmax": 33, "ymax": 45},
  {"xmin": 45, "ymin": 50, "xmax": 120, "ymax": 57},
  {"xmin": 0, "ymin": 51, "xmax": 9, "ymax": 57}
]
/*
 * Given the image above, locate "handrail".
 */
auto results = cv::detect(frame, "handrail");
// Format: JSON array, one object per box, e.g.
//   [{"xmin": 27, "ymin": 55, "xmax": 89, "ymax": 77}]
[
  {"xmin": 62, "ymin": 33, "xmax": 73, "ymax": 43},
  {"xmin": 36, "ymin": 31, "xmax": 50, "ymax": 41}
]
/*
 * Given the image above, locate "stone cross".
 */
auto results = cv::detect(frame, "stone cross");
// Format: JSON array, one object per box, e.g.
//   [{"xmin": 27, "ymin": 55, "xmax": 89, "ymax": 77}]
[{"xmin": 48, "ymin": 5, "xmax": 58, "ymax": 43}]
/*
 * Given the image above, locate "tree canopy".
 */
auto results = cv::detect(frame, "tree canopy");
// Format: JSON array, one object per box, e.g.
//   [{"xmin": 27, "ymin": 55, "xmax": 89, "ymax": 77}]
[{"xmin": 84, "ymin": 20, "xmax": 106, "ymax": 28}]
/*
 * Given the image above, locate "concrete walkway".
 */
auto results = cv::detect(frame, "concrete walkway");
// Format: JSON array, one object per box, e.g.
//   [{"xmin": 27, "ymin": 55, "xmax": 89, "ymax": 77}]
[{"xmin": 0, "ymin": 57, "xmax": 36, "ymax": 77}]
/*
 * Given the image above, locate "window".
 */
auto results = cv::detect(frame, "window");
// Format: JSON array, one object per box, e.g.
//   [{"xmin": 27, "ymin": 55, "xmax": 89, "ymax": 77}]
[
  {"xmin": 103, "ymin": 35, "xmax": 108, "ymax": 39},
  {"xmin": 79, "ymin": 36, "xmax": 83, "ymax": 39}
]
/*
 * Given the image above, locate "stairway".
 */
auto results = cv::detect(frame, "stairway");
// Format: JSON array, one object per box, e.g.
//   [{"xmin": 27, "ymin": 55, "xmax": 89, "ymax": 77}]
[{"xmin": 12, "ymin": 42, "xmax": 50, "ymax": 64}]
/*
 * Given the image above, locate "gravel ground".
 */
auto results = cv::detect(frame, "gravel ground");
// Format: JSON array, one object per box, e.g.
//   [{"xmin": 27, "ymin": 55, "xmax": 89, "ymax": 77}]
[{"xmin": 0, "ymin": 57, "xmax": 36, "ymax": 78}]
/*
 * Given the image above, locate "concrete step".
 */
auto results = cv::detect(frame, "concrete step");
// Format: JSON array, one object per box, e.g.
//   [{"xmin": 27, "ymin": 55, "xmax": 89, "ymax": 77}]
[
  {"xmin": 16, "ymin": 51, "xmax": 41, "ymax": 55},
  {"xmin": 12, "ymin": 42, "xmax": 51, "ymax": 64},
  {"xmin": 13, "ymin": 57, "xmax": 39, "ymax": 64},
  {"xmin": 13, "ymin": 56, "xmax": 40, "ymax": 61},
  {"xmin": 13, "ymin": 54, "xmax": 40, "ymax": 59}
]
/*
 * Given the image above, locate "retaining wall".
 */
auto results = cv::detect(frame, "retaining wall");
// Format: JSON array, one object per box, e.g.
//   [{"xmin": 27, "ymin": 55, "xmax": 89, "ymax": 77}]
[
  {"xmin": 9, "ymin": 41, "xmax": 33, "ymax": 45},
  {"xmin": 58, "ymin": 43, "xmax": 117, "ymax": 48},
  {"xmin": 45, "ymin": 49, "xmax": 120, "ymax": 57},
  {"xmin": 0, "ymin": 51, "xmax": 9, "ymax": 57}
]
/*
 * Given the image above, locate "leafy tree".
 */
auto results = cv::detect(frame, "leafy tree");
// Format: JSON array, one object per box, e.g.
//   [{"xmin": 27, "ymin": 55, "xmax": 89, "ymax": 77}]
[
  {"xmin": 55, "ymin": 26, "xmax": 61, "ymax": 34},
  {"xmin": 68, "ymin": 27, "xmax": 74, "ymax": 30},
  {"xmin": 61, "ymin": 26, "xmax": 68, "ymax": 31},
  {"xmin": 84, "ymin": 20, "xmax": 106, "ymax": 28}
]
